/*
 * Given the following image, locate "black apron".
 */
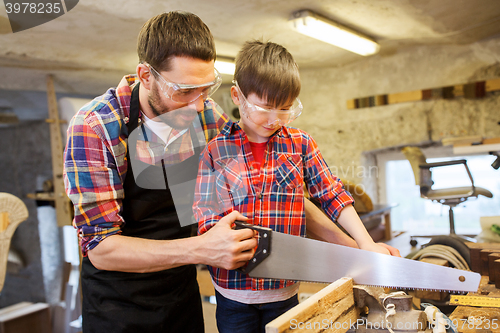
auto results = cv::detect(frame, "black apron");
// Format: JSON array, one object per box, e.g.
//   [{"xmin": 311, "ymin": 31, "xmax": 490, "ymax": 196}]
[{"xmin": 81, "ymin": 83, "xmax": 205, "ymax": 333}]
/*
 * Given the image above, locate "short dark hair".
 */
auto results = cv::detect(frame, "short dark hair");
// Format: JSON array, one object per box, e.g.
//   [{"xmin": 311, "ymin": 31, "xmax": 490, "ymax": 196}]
[
  {"xmin": 137, "ymin": 11, "xmax": 216, "ymax": 72},
  {"xmin": 234, "ymin": 40, "xmax": 301, "ymax": 107}
]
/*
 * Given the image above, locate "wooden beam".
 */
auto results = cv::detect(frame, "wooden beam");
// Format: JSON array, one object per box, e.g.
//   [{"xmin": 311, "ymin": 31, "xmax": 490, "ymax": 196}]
[
  {"xmin": 46, "ymin": 75, "xmax": 73, "ymax": 227},
  {"xmin": 347, "ymin": 77, "xmax": 500, "ymax": 110},
  {"xmin": 265, "ymin": 277, "xmax": 358, "ymax": 333}
]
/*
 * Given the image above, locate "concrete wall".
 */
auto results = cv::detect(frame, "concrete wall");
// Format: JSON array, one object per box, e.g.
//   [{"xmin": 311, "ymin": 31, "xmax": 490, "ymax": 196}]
[{"xmin": 292, "ymin": 36, "xmax": 500, "ymax": 202}]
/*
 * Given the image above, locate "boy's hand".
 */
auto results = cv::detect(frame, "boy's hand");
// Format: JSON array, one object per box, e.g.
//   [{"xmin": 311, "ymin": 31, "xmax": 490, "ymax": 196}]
[
  {"xmin": 198, "ymin": 211, "xmax": 258, "ymax": 270},
  {"xmin": 376, "ymin": 242, "xmax": 401, "ymax": 257},
  {"xmin": 360, "ymin": 242, "xmax": 391, "ymax": 255}
]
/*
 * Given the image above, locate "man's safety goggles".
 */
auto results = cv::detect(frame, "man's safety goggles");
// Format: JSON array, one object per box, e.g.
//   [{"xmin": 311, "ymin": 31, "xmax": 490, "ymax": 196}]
[
  {"xmin": 234, "ymin": 81, "xmax": 302, "ymax": 126},
  {"xmin": 149, "ymin": 65, "xmax": 222, "ymax": 104}
]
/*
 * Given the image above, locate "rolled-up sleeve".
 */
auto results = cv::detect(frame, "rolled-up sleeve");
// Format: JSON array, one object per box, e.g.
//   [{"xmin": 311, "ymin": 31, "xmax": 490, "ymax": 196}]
[
  {"xmin": 63, "ymin": 106, "xmax": 125, "ymax": 256},
  {"xmin": 303, "ymin": 133, "xmax": 354, "ymax": 222}
]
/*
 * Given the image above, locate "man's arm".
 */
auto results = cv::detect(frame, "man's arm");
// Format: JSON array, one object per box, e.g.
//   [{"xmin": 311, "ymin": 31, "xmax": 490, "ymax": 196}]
[{"xmin": 88, "ymin": 210, "xmax": 257, "ymax": 272}]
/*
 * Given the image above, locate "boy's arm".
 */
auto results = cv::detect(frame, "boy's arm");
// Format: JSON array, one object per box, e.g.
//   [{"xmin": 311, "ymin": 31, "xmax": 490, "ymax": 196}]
[
  {"xmin": 305, "ymin": 199, "xmax": 400, "ymax": 256},
  {"xmin": 304, "ymin": 198, "xmax": 357, "ymax": 247},
  {"xmin": 302, "ymin": 133, "xmax": 393, "ymax": 256},
  {"xmin": 336, "ymin": 205, "xmax": 390, "ymax": 255}
]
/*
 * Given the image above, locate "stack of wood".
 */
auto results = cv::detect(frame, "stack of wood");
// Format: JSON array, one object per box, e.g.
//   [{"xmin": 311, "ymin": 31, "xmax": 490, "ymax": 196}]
[
  {"xmin": 447, "ymin": 243, "xmax": 500, "ymax": 333},
  {"xmin": 469, "ymin": 243, "xmax": 500, "ymax": 287}
]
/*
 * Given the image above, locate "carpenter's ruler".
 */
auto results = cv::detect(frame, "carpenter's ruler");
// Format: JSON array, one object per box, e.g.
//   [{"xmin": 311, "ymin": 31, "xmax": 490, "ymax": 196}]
[{"xmin": 450, "ymin": 295, "xmax": 500, "ymax": 308}]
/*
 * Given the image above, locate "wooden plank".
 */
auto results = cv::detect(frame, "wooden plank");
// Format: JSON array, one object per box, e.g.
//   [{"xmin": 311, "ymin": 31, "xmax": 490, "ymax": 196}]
[
  {"xmin": 484, "ymin": 137, "xmax": 500, "ymax": 145},
  {"xmin": 0, "ymin": 302, "xmax": 51, "ymax": 333},
  {"xmin": 441, "ymin": 135, "xmax": 483, "ymax": 147},
  {"xmin": 481, "ymin": 249, "xmax": 500, "ymax": 276},
  {"xmin": 467, "ymin": 243, "xmax": 500, "ymax": 273},
  {"xmin": 413, "ymin": 258, "xmax": 449, "ymax": 301},
  {"xmin": 346, "ymin": 99, "xmax": 356, "ymax": 110},
  {"xmin": 387, "ymin": 90, "xmax": 422, "ymax": 104},
  {"xmin": 46, "ymin": 75, "xmax": 72, "ymax": 227},
  {"xmin": 449, "ymin": 305, "xmax": 500, "ymax": 333},
  {"xmin": 453, "ymin": 84, "xmax": 465, "ymax": 97},
  {"xmin": 486, "ymin": 78, "xmax": 500, "ymax": 92},
  {"xmin": 489, "ymin": 253, "xmax": 500, "ymax": 283},
  {"xmin": 266, "ymin": 277, "xmax": 357, "ymax": 333}
]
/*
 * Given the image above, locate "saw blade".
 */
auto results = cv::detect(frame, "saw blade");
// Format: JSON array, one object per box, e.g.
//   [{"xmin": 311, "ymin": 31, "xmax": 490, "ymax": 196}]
[{"xmin": 248, "ymin": 231, "xmax": 480, "ymax": 293}]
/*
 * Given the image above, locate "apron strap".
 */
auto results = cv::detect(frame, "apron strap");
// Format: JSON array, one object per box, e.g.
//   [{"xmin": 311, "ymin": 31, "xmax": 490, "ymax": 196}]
[{"xmin": 127, "ymin": 83, "xmax": 141, "ymax": 133}]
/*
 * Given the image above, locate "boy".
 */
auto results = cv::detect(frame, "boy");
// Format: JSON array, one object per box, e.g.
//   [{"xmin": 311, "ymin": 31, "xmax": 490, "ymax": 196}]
[{"xmin": 193, "ymin": 40, "xmax": 390, "ymax": 333}]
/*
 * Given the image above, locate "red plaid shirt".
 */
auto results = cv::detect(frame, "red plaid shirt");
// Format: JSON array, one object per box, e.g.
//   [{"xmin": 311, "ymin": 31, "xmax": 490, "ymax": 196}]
[{"xmin": 194, "ymin": 121, "xmax": 354, "ymax": 291}]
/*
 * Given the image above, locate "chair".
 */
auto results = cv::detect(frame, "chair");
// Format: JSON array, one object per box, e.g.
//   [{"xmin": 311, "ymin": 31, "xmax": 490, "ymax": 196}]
[{"xmin": 401, "ymin": 147, "xmax": 493, "ymax": 245}]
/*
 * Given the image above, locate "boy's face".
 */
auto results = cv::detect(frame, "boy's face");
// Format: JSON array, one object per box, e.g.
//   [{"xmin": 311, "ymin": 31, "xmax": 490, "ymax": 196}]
[{"xmin": 231, "ymin": 86, "xmax": 300, "ymax": 143}]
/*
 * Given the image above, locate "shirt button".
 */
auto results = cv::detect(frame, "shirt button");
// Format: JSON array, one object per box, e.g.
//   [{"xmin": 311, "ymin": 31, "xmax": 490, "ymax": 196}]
[
  {"xmin": 250, "ymin": 165, "xmax": 254, "ymax": 170},
  {"xmin": 287, "ymin": 156, "xmax": 293, "ymax": 161},
  {"xmin": 257, "ymin": 193, "xmax": 262, "ymax": 199}
]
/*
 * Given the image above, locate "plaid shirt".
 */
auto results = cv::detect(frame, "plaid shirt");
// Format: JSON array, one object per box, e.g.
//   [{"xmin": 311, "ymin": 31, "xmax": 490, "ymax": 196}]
[
  {"xmin": 194, "ymin": 121, "xmax": 354, "ymax": 291},
  {"xmin": 63, "ymin": 75, "xmax": 228, "ymax": 256}
]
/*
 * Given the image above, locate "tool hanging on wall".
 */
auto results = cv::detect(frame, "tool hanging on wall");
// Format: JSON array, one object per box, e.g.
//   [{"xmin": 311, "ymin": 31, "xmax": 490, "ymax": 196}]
[{"xmin": 0, "ymin": 193, "xmax": 29, "ymax": 292}]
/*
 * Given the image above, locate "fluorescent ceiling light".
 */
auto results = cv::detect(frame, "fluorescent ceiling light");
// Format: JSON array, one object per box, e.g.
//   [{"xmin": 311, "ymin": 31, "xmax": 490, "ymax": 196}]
[
  {"xmin": 215, "ymin": 59, "xmax": 235, "ymax": 75},
  {"xmin": 289, "ymin": 10, "xmax": 380, "ymax": 56}
]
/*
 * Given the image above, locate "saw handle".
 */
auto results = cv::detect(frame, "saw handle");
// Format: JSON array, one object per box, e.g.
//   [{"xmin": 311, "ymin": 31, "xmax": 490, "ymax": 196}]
[{"xmin": 234, "ymin": 221, "xmax": 272, "ymax": 274}]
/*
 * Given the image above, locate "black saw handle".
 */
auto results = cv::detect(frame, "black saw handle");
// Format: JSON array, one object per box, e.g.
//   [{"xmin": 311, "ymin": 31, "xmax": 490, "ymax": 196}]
[{"xmin": 234, "ymin": 221, "xmax": 272, "ymax": 274}]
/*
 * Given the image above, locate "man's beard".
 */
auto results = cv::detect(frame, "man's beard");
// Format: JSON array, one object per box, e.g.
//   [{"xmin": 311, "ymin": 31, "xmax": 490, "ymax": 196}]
[{"xmin": 148, "ymin": 83, "xmax": 198, "ymax": 130}]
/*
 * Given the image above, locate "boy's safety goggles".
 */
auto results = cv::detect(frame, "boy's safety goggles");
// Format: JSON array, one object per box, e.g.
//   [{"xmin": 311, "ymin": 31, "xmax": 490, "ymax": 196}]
[
  {"xmin": 149, "ymin": 65, "xmax": 222, "ymax": 104},
  {"xmin": 234, "ymin": 81, "xmax": 302, "ymax": 127}
]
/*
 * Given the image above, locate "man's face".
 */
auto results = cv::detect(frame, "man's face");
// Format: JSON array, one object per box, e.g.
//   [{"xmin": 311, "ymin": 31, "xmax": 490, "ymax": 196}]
[{"xmin": 147, "ymin": 57, "xmax": 216, "ymax": 129}]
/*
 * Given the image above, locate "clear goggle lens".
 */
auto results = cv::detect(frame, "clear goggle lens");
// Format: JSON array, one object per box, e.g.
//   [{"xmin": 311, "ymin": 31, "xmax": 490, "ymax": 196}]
[
  {"xmin": 150, "ymin": 65, "xmax": 222, "ymax": 104},
  {"xmin": 234, "ymin": 81, "xmax": 302, "ymax": 127}
]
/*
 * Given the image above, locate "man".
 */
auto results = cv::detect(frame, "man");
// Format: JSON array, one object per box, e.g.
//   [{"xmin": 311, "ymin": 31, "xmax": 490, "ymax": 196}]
[{"xmin": 64, "ymin": 11, "xmax": 399, "ymax": 332}]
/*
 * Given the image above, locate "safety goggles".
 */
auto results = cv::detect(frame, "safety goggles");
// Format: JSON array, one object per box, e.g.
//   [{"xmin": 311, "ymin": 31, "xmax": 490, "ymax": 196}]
[
  {"xmin": 149, "ymin": 65, "xmax": 222, "ymax": 104},
  {"xmin": 234, "ymin": 81, "xmax": 302, "ymax": 127}
]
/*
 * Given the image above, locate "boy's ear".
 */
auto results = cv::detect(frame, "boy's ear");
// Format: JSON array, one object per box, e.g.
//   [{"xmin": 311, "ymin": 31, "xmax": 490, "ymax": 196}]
[
  {"xmin": 230, "ymin": 86, "xmax": 241, "ymax": 106},
  {"xmin": 136, "ymin": 63, "xmax": 152, "ymax": 90}
]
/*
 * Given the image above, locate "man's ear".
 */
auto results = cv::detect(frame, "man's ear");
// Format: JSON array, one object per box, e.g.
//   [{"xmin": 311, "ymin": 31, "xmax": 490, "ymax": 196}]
[
  {"xmin": 136, "ymin": 63, "xmax": 152, "ymax": 90},
  {"xmin": 230, "ymin": 86, "xmax": 241, "ymax": 106}
]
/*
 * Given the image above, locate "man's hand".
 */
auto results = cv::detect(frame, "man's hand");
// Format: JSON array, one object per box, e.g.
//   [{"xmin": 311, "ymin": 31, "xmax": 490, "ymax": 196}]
[{"xmin": 197, "ymin": 211, "xmax": 258, "ymax": 270}]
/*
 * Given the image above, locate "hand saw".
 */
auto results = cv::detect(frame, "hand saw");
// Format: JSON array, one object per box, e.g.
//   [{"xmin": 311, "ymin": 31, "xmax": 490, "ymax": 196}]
[{"xmin": 235, "ymin": 222, "xmax": 480, "ymax": 293}]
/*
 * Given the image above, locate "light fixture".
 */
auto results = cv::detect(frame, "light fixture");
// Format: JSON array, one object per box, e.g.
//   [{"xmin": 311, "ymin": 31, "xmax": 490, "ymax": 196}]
[
  {"xmin": 215, "ymin": 58, "xmax": 235, "ymax": 75},
  {"xmin": 289, "ymin": 10, "xmax": 380, "ymax": 56}
]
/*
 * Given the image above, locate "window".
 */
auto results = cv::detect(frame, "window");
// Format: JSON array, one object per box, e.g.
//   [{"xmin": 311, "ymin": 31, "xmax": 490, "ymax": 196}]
[{"xmin": 380, "ymin": 148, "xmax": 500, "ymax": 235}]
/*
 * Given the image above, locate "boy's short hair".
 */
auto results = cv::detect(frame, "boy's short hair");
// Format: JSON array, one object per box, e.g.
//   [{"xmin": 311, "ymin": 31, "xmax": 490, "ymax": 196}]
[
  {"xmin": 234, "ymin": 40, "xmax": 301, "ymax": 107},
  {"xmin": 137, "ymin": 11, "xmax": 216, "ymax": 72}
]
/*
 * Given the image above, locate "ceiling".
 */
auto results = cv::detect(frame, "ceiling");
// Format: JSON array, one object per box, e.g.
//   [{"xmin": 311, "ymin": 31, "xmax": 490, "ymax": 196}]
[{"xmin": 1, "ymin": 0, "xmax": 500, "ymax": 96}]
